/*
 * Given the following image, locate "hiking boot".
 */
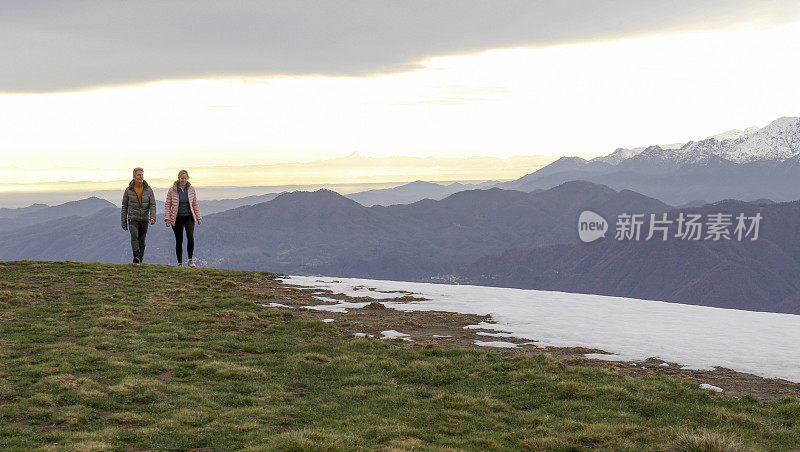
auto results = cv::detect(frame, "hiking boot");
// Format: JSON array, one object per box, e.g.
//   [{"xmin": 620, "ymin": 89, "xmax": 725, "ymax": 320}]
[
  {"xmin": 188, "ymin": 258, "xmax": 196, "ymax": 268},
  {"xmin": 176, "ymin": 261, "xmax": 183, "ymax": 267},
  {"xmin": 132, "ymin": 257, "xmax": 141, "ymax": 264}
]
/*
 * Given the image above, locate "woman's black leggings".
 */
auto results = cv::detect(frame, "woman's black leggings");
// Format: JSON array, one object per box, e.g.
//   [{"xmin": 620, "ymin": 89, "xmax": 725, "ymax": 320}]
[{"xmin": 172, "ymin": 215, "xmax": 195, "ymax": 262}]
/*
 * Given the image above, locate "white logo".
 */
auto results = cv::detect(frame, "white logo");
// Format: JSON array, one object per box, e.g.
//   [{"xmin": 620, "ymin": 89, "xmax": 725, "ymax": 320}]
[{"xmin": 578, "ymin": 210, "xmax": 608, "ymax": 243}]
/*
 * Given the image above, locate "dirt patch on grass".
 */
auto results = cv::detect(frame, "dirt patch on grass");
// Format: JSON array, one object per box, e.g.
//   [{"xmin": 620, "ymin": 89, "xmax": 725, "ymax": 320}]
[{"xmin": 235, "ymin": 278, "xmax": 800, "ymax": 401}]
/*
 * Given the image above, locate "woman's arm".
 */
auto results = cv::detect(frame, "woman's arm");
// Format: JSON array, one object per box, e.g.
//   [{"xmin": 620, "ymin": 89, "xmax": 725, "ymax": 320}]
[
  {"xmin": 191, "ymin": 186, "xmax": 202, "ymax": 224},
  {"xmin": 164, "ymin": 188, "xmax": 174, "ymax": 225}
]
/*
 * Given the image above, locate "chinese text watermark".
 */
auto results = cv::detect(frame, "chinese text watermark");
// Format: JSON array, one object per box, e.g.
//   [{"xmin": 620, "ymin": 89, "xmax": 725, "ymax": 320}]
[{"xmin": 579, "ymin": 211, "xmax": 762, "ymax": 243}]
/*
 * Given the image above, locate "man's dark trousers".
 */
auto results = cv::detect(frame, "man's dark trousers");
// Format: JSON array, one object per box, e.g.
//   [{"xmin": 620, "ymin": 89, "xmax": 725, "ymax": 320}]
[{"xmin": 128, "ymin": 219, "xmax": 149, "ymax": 261}]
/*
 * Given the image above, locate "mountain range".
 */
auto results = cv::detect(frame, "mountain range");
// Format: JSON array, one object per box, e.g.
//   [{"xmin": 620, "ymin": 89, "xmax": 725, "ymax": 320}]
[
  {"xmin": 500, "ymin": 117, "xmax": 800, "ymax": 204},
  {"xmin": 0, "ymin": 181, "xmax": 669, "ymax": 280},
  {"xmin": 463, "ymin": 199, "xmax": 800, "ymax": 314},
  {"xmin": 591, "ymin": 125, "xmax": 762, "ymax": 165},
  {"xmin": 0, "ymin": 197, "xmax": 115, "ymax": 233},
  {"xmin": 344, "ymin": 180, "xmax": 496, "ymax": 207}
]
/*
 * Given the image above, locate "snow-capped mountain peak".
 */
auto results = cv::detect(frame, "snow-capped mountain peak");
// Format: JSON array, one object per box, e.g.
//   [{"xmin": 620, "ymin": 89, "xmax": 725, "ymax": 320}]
[
  {"xmin": 728, "ymin": 117, "xmax": 800, "ymax": 163},
  {"xmin": 590, "ymin": 147, "xmax": 642, "ymax": 165},
  {"xmin": 709, "ymin": 126, "xmax": 759, "ymax": 142},
  {"xmin": 595, "ymin": 116, "xmax": 799, "ymax": 166}
]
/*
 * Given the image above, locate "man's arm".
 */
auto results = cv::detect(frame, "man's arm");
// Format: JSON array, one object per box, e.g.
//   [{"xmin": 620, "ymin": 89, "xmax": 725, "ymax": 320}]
[
  {"xmin": 121, "ymin": 191, "xmax": 129, "ymax": 230},
  {"xmin": 148, "ymin": 187, "xmax": 157, "ymax": 222}
]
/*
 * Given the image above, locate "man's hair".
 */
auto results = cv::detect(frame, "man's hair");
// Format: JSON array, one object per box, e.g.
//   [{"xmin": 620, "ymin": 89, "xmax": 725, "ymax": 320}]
[{"xmin": 132, "ymin": 167, "xmax": 144, "ymax": 176}]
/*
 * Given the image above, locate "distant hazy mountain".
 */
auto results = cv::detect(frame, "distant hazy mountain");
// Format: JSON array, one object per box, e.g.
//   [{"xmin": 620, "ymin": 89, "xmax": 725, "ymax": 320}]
[
  {"xmin": 0, "ymin": 181, "xmax": 479, "ymax": 233},
  {"xmin": 151, "ymin": 192, "xmax": 287, "ymax": 216},
  {"xmin": 500, "ymin": 157, "xmax": 612, "ymax": 191},
  {"xmin": 196, "ymin": 192, "xmax": 283, "ymax": 215},
  {"xmin": 498, "ymin": 117, "xmax": 800, "ymax": 204},
  {"xmin": 463, "ymin": 200, "xmax": 800, "ymax": 314},
  {"xmin": 202, "ymin": 182, "xmax": 669, "ymax": 279},
  {"xmin": 0, "ymin": 203, "xmax": 49, "ymax": 219},
  {"xmin": 0, "ymin": 182, "xmax": 670, "ymax": 281},
  {"xmin": 345, "ymin": 180, "xmax": 483, "ymax": 207},
  {"xmin": 675, "ymin": 200, "xmax": 709, "ymax": 209},
  {"xmin": 0, "ymin": 197, "xmax": 116, "ymax": 233}
]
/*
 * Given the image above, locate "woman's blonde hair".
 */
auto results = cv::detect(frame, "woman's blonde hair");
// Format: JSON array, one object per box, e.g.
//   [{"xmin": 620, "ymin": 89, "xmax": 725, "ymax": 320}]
[{"xmin": 178, "ymin": 170, "xmax": 190, "ymax": 179}]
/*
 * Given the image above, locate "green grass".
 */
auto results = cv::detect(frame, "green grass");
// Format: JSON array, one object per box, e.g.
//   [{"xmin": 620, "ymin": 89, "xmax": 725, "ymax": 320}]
[{"xmin": 0, "ymin": 260, "xmax": 797, "ymax": 451}]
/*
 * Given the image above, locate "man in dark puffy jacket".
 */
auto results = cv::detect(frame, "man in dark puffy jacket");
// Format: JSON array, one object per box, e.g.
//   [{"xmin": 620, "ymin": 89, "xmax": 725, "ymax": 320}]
[{"xmin": 121, "ymin": 167, "xmax": 156, "ymax": 264}]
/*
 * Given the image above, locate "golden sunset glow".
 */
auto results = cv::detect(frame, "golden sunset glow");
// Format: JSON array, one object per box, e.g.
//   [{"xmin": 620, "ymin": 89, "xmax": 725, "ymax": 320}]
[{"xmin": 2, "ymin": 21, "xmax": 799, "ymax": 191}]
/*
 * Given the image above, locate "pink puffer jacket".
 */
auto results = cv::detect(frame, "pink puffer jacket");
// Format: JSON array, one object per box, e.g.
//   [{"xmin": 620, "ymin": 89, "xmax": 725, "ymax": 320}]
[{"xmin": 164, "ymin": 181, "xmax": 202, "ymax": 225}]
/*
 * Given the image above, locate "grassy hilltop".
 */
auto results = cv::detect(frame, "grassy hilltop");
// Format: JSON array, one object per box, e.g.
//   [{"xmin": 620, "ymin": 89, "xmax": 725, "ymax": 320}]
[{"xmin": 0, "ymin": 260, "xmax": 798, "ymax": 451}]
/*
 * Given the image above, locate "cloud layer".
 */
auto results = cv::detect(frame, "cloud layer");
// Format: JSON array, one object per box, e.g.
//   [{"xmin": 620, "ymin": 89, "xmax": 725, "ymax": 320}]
[{"xmin": 3, "ymin": 0, "xmax": 798, "ymax": 93}]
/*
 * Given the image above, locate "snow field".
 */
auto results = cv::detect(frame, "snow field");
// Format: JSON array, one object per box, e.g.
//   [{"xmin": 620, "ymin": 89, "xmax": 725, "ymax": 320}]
[{"xmin": 282, "ymin": 275, "xmax": 800, "ymax": 383}]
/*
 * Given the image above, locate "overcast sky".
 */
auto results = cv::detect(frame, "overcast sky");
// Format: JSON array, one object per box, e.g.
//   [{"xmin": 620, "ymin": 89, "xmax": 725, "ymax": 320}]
[
  {"xmin": 1, "ymin": 1, "xmax": 799, "ymax": 189},
  {"xmin": 2, "ymin": 0, "xmax": 798, "ymax": 93}
]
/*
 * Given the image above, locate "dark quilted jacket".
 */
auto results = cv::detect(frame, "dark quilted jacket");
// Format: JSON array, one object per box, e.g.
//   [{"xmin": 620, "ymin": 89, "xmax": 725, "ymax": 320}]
[{"xmin": 121, "ymin": 180, "xmax": 156, "ymax": 228}]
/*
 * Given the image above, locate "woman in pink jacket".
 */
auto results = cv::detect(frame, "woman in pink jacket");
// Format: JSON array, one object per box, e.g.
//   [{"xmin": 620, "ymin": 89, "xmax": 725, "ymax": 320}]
[{"xmin": 164, "ymin": 170, "xmax": 202, "ymax": 267}]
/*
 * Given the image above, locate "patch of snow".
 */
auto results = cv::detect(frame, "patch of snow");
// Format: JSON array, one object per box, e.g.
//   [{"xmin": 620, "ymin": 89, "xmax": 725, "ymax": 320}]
[
  {"xmin": 475, "ymin": 331, "xmax": 516, "ymax": 338},
  {"xmin": 313, "ymin": 296, "xmax": 341, "ymax": 303},
  {"xmin": 282, "ymin": 278, "xmax": 419, "ymax": 300},
  {"xmin": 302, "ymin": 301, "xmax": 371, "ymax": 313},
  {"xmin": 432, "ymin": 334, "xmax": 452, "ymax": 338},
  {"xmin": 659, "ymin": 363, "xmax": 670, "ymax": 367},
  {"xmin": 475, "ymin": 340, "xmax": 519, "ymax": 348},
  {"xmin": 283, "ymin": 275, "xmax": 800, "ymax": 383},
  {"xmin": 700, "ymin": 383, "xmax": 723, "ymax": 393},
  {"xmin": 353, "ymin": 288, "xmax": 413, "ymax": 299},
  {"xmin": 380, "ymin": 330, "xmax": 413, "ymax": 341},
  {"xmin": 322, "ymin": 318, "xmax": 335, "ymax": 323},
  {"xmin": 261, "ymin": 303, "xmax": 293, "ymax": 308},
  {"xmin": 585, "ymin": 353, "xmax": 631, "ymax": 362},
  {"xmin": 353, "ymin": 332, "xmax": 374, "ymax": 338},
  {"xmin": 464, "ymin": 323, "xmax": 512, "ymax": 333}
]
